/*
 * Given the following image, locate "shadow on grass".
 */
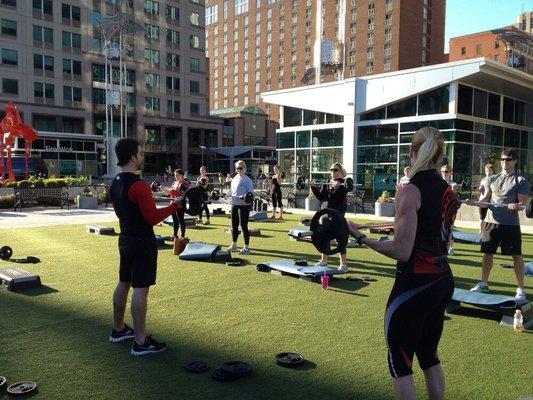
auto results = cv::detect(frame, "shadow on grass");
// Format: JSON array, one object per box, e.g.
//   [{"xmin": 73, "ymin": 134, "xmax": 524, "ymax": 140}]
[
  {"xmin": 0, "ymin": 292, "xmax": 387, "ymax": 400},
  {"xmin": 18, "ymin": 285, "xmax": 59, "ymax": 297}
]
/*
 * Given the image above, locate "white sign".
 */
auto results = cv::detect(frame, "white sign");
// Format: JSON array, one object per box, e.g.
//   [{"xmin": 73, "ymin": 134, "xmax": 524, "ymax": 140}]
[{"xmin": 45, "ymin": 146, "xmax": 72, "ymax": 153}]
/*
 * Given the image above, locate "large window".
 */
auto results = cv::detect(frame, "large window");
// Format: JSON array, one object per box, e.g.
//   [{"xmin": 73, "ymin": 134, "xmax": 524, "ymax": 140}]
[
  {"xmin": 357, "ymin": 146, "xmax": 397, "ymax": 164},
  {"xmin": 33, "ymin": 54, "xmax": 54, "ymax": 71},
  {"xmin": 487, "ymin": 92, "xmax": 500, "ymax": 121},
  {"xmin": 145, "ymin": 97, "xmax": 160, "ymax": 111},
  {"xmin": 145, "ymin": 24, "xmax": 160, "ymax": 39},
  {"xmin": 165, "ymin": 127, "xmax": 181, "ymax": 146},
  {"xmin": 418, "ymin": 86, "xmax": 449, "ymax": 115},
  {"xmin": 165, "ymin": 4, "xmax": 179, "ymax": 20},
  {"xmin": 277, "ymin": 131, "xmax": 294, "ymax": 148},
  {"xmin": 63, "ymin": 86, "xmax": 82, "ymax": 102},
  {"xmin": 166, "ymin": 29, "xmax": 179, "ymax": 45},
  {"xmin": 1, "ymin": 48, "xmax": 17, "ymax": 65},
  {"xmin": 206, "ymin": 5, "xmax": 218, "ymax": 25},
  {"xmin": 34, "ymin": 82, "xmax": 54, "ymax": 99},
  {"xmin": 358, "ymin": 124, "xmax": 397, "ymax": 145},
  {"xmin": 62, "ymin": 4, "xmax": 80, "ymax": 21},
  {"xmin": 296, "ymin": 131, "xmax": 310, "ymax": 147},
  {"xmin": 311, "ymin": 148, "xmax": 343, "ymax": 172},
  {"xmin": 472, "ymin": 88, "xmax": 487, "ymax": 118},
  {"xmin": 312, "ymin": 128, "xmax": 343, "ymax": 147},
  {"xmin": 284, "ymin": 106, "xmax": 301, "ymax": 127},
  {"xmin": 457, "ymin": 84, "xmax": 473, "ymax": 115},
  {"xmin": 190, "ymin": 102, "xmax": 200, "ymax": 116},
  {"xmin": 33, "ymin": 0, "xmax": 52, "ymax": 15},
  {"xmin": 1, "ymin": 19, "xmax": 17, "ymax": 36},
  {"xmin": 145, "ymin": 126, "xmax": 161, "ymax": 145},
  {"xmin": 234, "ymin": 0, "xmax": 248, "ymax": 15},
  {"xmin": 63, "ymin": 58, "xmax": 81, "ymax": 75},
  {"xmin": 144, "ymin": 48, "xmax": 160, "ymax": 65},
  {"xmin": 189, "ymin": 80, "xmax": 200, "ymax": 93},
  {"xmin": 62, "ymin": 31, "xmax": 81, "ymax": 48},
  {"xmin": 2, "ymin": 78, "xmax": 18, "ymax": 95},
  {"xmin": 166, "ymin": 76, "xmax": 180, "ymax": 90},
  {"xmin": 386, "ymin": 95, "xmax": 416, "ymax": 118},
  {"xmin": 190, "ymin": 58, "xmax": 200, "ymax": 72}
]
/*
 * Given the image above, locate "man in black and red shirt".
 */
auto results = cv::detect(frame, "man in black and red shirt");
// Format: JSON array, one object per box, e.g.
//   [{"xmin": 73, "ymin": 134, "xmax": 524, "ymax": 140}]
[
  {"xmin": 349, "ymin": 127, "xmax": 460, "ymax": 400},
  {"xmin": 108, "ymin": 138, "xmax": 181, "ymax": 356}
]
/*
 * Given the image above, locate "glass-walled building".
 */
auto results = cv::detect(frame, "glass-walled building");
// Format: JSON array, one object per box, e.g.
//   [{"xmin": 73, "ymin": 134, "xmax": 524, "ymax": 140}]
[{"xmin": 263, "ymin": 58, "xmax": 533, "ymax": 198}]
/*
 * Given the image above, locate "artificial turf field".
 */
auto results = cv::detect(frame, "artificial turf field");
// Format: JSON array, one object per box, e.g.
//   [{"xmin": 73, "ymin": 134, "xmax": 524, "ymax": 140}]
[{"xmin": 0, "ymin": 215, "xmax": 531, "ymax": 400}]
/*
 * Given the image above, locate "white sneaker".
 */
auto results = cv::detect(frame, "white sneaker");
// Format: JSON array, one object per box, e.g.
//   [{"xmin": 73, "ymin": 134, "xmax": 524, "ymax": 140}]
[
  {"xmin": 447, "ymin": 247, "xmax": 455, "ymax": 256},
  {"xmin": 239, "ymin": 247, "xmax": 250, "ymax": 255},
  {"xmin": 227, "ymin": 245, "xmax": 238, "ymax": 252},
  {"xmin": 315, "ymin": 261, "xmax": 328, "ymax": 267},
  {"xmin": 516, "ymin": 287, "xmax": 526, "ymax": 300},
  {"xmin": 338, "ymin": 264, "xmax": 348, "ymax": 273},
  {"xmin": 470, "ymin": 282, "xmax": 490, "ymax": 293}
]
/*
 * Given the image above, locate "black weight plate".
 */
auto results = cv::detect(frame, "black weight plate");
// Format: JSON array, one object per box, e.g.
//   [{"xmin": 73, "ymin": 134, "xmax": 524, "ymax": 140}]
[
  {"xmin": 0, "ymin": 246, "xmax": 13, "ymax": 261},
  {"xmin": 276, "ymin": 352, "xmax": 304, "ymax": 368},
  {"xmin": 310, "ymin": 208, "xmax": 349, "ymax": 256},
  {"xmin": 221, "ymin": 361, "xmax": 252, "ymax": 377},
  {"xmin": 211, "ymin": 368, "xmax": 239, "ymax": 382},
  {"xmin": 294, "ymin": 259, "xmax": 308, "ymax": 266},
  {"xmin": 7, "ymin": 381, "xmax": 37, "ymax": 396},
  {"xmin": 184, "ymin": 361, "xmax": 209, "ymax": 373},
  {"xmin": 226, "ymin": 258, "xmax": 245, "ymax": 266},
  {"xmin": 0, "ymin": 376, "xmax": 6, "ymax": 390}
]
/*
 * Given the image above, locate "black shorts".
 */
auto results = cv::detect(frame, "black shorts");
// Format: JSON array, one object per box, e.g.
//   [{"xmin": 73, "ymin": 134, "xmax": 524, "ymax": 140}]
[
  {"xmin": 480, "ymin": 223, "xmax": 522, "ymax": 256},
  {"xmin": 385, "ymin": 274, "xmax": 454, "ymax": 378},
  {"xmin": 118, "ymin": 234, "xmax": 158, "ymax": 288}
]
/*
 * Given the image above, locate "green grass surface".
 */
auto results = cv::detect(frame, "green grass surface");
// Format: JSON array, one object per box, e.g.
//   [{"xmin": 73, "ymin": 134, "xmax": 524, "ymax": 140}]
[{"xmin": 0, "ymin": 215, "xmax": 532, "ymax": 399}]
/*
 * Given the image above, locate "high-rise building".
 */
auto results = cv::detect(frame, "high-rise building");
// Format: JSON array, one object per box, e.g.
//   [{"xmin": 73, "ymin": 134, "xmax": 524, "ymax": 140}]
[
  {"xmin": 205, "ymin": 0, "xmax": 445, "ymax": 121},
  {"xmin": 0, "ymin": 0, "xmax": 222, "ymax": 177},
  {"xmin": 515, "ymin": 10, "xmax": 533, "ymax": 34}
]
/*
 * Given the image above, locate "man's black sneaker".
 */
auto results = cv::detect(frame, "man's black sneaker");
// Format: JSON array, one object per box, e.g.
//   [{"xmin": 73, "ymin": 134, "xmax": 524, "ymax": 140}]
[
  {"xmin": 131, "ymin": 335, "xmax": 167, "ymax": 356},
  {"xmin": 108, "ymin": 324, "xmax": 135, "ymax": 343}
]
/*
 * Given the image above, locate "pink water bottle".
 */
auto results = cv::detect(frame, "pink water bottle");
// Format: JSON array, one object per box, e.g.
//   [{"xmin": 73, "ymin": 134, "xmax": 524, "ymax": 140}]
[{"xmin": 320, "ymin": 272, "xmax": 330, "ymax": 290}]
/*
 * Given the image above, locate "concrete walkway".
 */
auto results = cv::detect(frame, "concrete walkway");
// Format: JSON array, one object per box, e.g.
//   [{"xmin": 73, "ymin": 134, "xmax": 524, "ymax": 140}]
[{"xmin": 1, "ymin": 204, "xmax": 532, "ymax": 234}]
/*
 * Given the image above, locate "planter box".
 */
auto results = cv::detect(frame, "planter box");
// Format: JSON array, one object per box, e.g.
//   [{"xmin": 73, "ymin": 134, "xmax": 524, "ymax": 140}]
[
  {"xmin": 77, "ymin": 196, "xmax": 98, "ymax": 209},
  {"xmin": 375, "ymin": 201, "xmax": 395, "ymax": 217},
  {"xmin": 305, "ymin": 197, "xmax": 321, "ymax": 211}
]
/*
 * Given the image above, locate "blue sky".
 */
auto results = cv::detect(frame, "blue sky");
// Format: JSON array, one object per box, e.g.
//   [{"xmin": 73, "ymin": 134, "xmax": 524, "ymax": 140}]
[{"xmin": 445, "ymin": 0, "xmax": 533, "ymax": 52}]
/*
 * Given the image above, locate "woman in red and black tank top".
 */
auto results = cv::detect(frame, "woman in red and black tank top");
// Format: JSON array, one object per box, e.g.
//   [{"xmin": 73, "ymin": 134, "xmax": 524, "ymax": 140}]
[{"xmin": 348, "ymin": 127, "xmax": 460, "ymax": 400}]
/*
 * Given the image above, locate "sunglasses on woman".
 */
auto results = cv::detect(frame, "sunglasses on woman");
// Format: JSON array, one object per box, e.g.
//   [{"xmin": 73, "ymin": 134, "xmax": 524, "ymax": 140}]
[
  {"xmin": 330, "ymin": 168, "xmax": 339, "ymax": 172},
  {"xmin": 236, "ymin": 166, "xmax": 244, "ymax": 170}
]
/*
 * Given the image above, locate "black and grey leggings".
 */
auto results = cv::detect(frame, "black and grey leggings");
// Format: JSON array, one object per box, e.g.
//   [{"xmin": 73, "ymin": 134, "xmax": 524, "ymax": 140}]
[
  {"xmin": 231, "ymin": 205, "xmax": 251, "ymax": 245},
  {"xmin": 199, "ymin": 192, "xmax": 210, "ymax": 219},
  {"xmin": 271, "ymin": 188, "xmax": 283, "ymax": 208},
  {"xmin": 171, "ymin": 209, "xmax": 186, "ymax": 238}
]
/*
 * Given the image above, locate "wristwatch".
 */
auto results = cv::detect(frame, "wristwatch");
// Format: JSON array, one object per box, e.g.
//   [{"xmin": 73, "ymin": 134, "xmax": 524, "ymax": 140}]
[{"xmin": 355, "ymin": 233, "xmax": 367, "ymax": 246}]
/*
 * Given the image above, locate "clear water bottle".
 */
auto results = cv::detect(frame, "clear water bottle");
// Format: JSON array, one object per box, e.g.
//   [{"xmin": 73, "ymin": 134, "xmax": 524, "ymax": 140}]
[{"xmin": 513, "ymin": 309, "xmax": 523, "ymax": 333}]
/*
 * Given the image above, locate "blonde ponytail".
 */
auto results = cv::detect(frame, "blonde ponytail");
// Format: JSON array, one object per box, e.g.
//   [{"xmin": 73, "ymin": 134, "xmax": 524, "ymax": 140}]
[{"xmin": 409, "ymin": 127, "xmax": 444, "ymax": 177}]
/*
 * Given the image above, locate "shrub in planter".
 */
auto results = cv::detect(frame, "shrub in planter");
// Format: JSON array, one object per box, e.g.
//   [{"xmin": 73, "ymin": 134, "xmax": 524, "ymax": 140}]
[
  {"xmin": 32, "ymin": 179, "xmax": 45, "ymax": 188},
  {"xmin": 0, "ymin": 194, "xmax": 14, "ymax": 209}
]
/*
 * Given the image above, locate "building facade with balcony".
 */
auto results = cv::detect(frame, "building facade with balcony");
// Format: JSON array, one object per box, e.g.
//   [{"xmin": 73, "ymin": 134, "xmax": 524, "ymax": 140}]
[{"xmin": 0, "ymin": 0, "xmax": 221, "ymax": 177}]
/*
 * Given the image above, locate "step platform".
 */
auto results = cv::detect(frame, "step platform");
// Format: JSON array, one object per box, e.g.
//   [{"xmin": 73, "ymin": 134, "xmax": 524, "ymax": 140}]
[
  {"xmin": 447, "ymin": 288, "xmax": 532, "ymax": 329},
  {"xmin": 179, "ymin": 242, "xmax": 220, "ymax": 261},
  {"xmin": 248, "ymin": 211, "xmax": 268, "ymax": 221},
  {"xmin": 155, "ymin": 235, "xmax": 173, "ymax": 247},
  {"xmin": 256, "ymin": 259, "xmax": 346, "ymax": 281},
  {"xmin": 224, "ymin": 227, "xmax": 261, "ymax": 236},
  {"xmin": 452, "ymin": 230, "xmax": 482, "ymax": 244},
  {"xmin": 0, "ymin": 267, "xmax": 42, "ymax": 292},
  {"xmin": 288, "ymin": 227, "xmax": 312, "ymax": 240},
  {"xmin": 162, "ymin": 216, "xmax": 197, "ymax": 227},
  {"xmin": 86, "ymin": 225, "xmax": 115, "ymax": 235}
]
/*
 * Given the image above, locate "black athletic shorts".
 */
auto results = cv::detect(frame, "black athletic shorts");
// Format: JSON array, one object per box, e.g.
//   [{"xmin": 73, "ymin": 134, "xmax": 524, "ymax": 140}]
[
  {"xmin": 385, "ymin": 273, "xmax": 454, "ymax": 378},
  {"xmin": 480, "ymin": 223, "xmax": 522, "ymax": 256},
  {"xmin": 118, "ymin": 234, "xmax": 158, "ymax": 288}
]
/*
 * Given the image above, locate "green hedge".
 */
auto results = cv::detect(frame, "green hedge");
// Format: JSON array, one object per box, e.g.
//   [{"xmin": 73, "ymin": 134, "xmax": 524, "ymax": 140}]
[{"xmin": 0, "ymin": 176, "xmax": 88, "ymax": 188}]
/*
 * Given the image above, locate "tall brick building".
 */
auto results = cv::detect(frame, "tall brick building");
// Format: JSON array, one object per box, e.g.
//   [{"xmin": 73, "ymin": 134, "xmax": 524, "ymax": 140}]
[
  {"xmin": 205, "ymin": 0, "xmax": 445, "ymax": 122},
  {"xmin": 449, "ymin": 26, "xmax": 533, "ymax": 75}
]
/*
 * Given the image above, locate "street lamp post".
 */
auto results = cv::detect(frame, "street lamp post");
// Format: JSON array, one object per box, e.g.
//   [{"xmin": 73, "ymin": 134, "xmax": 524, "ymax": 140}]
[{"xmin": 199, "ymin": 145, "xmax": 207, "ymax": 167}]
